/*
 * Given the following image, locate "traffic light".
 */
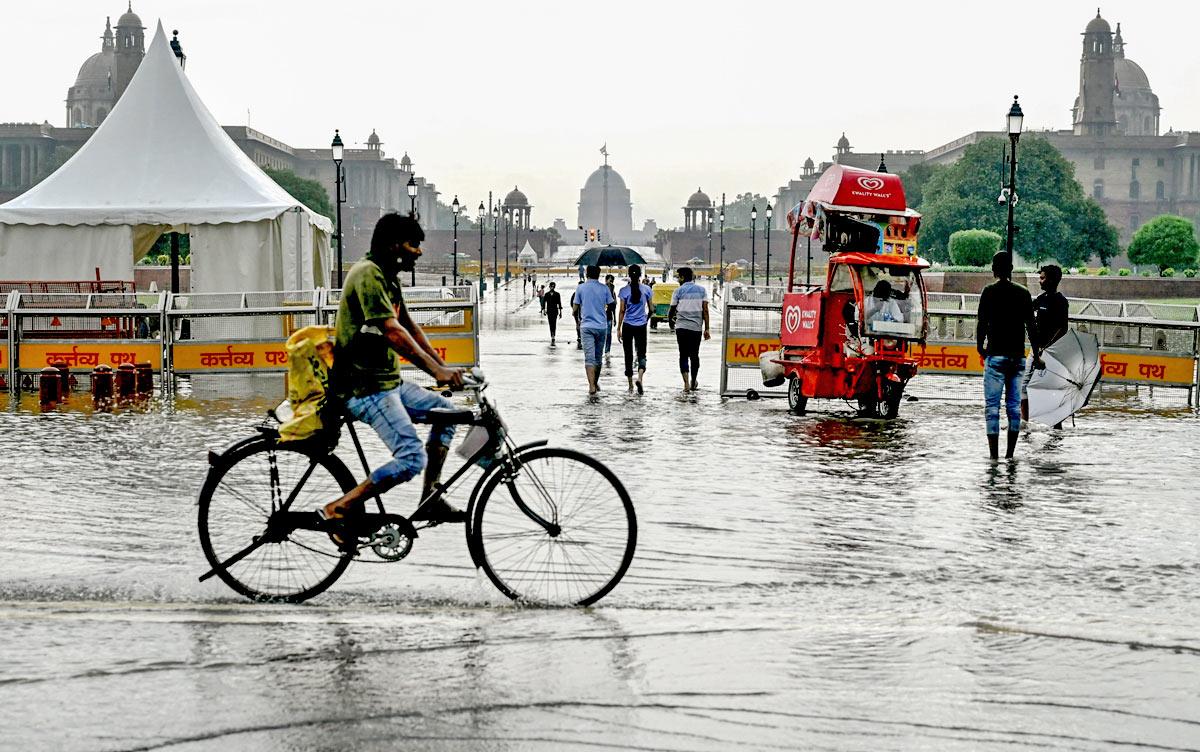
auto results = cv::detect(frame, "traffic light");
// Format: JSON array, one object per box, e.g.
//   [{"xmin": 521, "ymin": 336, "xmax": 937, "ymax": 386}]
[{"xmin": 587, "ymin": 228, "xmax": 598, "ymax": 242}]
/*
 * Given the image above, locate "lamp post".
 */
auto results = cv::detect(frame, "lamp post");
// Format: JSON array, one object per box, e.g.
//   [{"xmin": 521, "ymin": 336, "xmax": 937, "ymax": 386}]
[
  {"xmin": 492, "ymin": 204, "xmax": 499, "ymax": 289},
  {"xmin": 719, "ymin": 194, "xmax": 726, "ymax": 288},
  {"xmin": 1002, "ymin": 94, "xmax": 1024, "ymax": 258},
  {"xmin": 450, "ymin": 195, "xmax": 460, "ymax": 287},
  {"xmin": 503, "ymin": 208, "xmax": 510, "ymax": 282},
  {"xmin": 405, "ymin": 175, "xmax": 418, "ymax": 285},
  {"xmin": 707, "ymin": 216, "xmax": 713, "ymax": 265},
  {"xmin": 750, "ymin": 205, "xmax": 758, "ymax": 286},
  {"xmin": 513, "ymin": 210, "xmax": 520, "ymax": 281},
  {"xmin": 330, "ymin": 130, "xmax": 345, "ymax": 287},
  {"xmin": 477, "ymin": 201, "xmax": 486, "ymax": 297},
  {"xmin": 765, "ymin": 203, "xmax": 773, "ymax": 286}
]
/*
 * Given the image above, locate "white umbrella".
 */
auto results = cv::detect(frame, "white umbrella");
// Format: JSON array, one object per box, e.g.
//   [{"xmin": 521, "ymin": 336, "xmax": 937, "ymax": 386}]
[{"xmin": 1026, "ymin": 330, "xmax": 1102, "ymax": 427}]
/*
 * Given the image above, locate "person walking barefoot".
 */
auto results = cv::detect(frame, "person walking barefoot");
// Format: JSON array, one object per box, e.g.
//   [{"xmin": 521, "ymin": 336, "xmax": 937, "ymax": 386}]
[
  {"xmin": 572, "ymin": 265, "xmax": 614, "ymax": 395},
  {"xmin": 668, "ymin": 266, "xmax": 710, "ymax": 390},
  {"xmin": 616, "ymin": 264, "xmax": 653, "ymax": 394}
]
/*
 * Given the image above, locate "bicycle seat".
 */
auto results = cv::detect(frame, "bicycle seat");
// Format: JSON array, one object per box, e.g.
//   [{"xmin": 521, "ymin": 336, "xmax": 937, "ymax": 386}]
[{"xmin": 419, "ymin": 407, "xmax": 476, "ymax": 425}]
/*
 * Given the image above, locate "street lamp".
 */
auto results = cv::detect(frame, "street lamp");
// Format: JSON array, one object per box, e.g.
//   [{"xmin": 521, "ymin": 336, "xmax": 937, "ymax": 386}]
[
  {"xmin": 1002, "ymin": 94, "xmax": 1024, "ymax": 258},
  {"xmin": 765, "ymin": 203, "xmax": 773, "ymax": 286},
  {"xmin": 750, "ymin": 205, "xmax": 758, "ymax": 286},
  {"xmin": 707, "ymin": 216, "xmax": 713, "ymax": 265},
  {"xmin": 406, "ymin": 175, "xmax": 418, "ymax": 217},
  {"xmin": 477, "ymin": 201, "xmax": 486, "ymax": 297},
  {"xmin": 492, "ymin": 204, "xmax": 499, "ymax": 288},
  {"xmin": 451, "ymin": 195, "xmax": 460, "ymax": 287},
  {"xmin": 331, "ymin": 130, "xmax": 345, "ymax": 287},
  {"xmin": 719, "ymin": 194, "xmax": 726, "ymax": 288},
  {"xmin": 503, "ymin": 208, "xmax": 510, "ymax": 282}
]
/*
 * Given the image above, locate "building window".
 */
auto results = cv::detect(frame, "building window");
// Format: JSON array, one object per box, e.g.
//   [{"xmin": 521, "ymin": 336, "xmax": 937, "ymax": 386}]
[
  {"xmin": 1093, "ymin": 179, "xmax": 1105, "ymax": 199},
  {"xmin": 1157, "ymin": 158, "xmax": 1165, "ymax": 167},
  {"xmin": 1130, "ymin": 214, "xmax": 1141, "ymax": 232},
  {"xmin": 1156, "ymin": 181, "xmax": 1166, "ymax": 199},
  {"xmin": 1129, "ymin": 180, "xmax": 1140, "ymax": 199},
  {"xmin": 1132, "ymin": 158, "xmax": 1140, "ymax": 167},
  {"xmin": 1094, "ymin": 155, "xmax": 1105, "ymax": 170}
]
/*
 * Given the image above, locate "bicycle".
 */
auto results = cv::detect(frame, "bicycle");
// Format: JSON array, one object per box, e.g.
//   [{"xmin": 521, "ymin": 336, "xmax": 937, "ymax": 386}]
[{"xmin": 196, "ymin": 370, "xmax": 637, "ymax": 606}]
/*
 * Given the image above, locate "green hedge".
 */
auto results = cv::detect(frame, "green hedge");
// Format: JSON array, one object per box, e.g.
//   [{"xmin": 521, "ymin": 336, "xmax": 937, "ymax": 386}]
[{"xmin": 948, "ymin": 229, "xmax": 1003, "ymax": 267}]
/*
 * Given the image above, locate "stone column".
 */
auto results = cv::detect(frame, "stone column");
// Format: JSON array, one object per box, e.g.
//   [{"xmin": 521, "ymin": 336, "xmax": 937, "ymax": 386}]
[{"xmin": 0, "ymin": 145, "xmax": 7, "ymax": 188}]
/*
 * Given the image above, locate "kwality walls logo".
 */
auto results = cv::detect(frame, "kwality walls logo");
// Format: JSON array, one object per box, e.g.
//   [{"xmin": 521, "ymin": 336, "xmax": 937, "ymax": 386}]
[{"xmin": 851, "ymin": 175, "xmax": 891, "ymax": 200}]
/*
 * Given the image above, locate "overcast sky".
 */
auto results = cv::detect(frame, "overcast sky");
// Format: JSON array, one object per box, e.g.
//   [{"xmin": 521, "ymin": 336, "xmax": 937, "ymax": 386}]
[{"xmin": 3, "ymin": 1, "xmax": 1198, "ymax": 227}]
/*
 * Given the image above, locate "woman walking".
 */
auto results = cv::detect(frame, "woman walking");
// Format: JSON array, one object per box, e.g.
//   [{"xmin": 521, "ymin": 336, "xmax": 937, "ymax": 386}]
[{"xmin": 616, "ymin": 264, "xmax": 653, "ymax": 394}]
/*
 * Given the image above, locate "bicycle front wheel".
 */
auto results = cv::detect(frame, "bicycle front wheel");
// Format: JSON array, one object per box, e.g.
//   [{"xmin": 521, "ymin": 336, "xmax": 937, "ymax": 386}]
[
  {"xmin": 471, "ymin": 447, "xmax": 636, "ymax": 606},
  {"xmin": 198, "ymin": 440, "xmax": 356, "ymax": 603}
]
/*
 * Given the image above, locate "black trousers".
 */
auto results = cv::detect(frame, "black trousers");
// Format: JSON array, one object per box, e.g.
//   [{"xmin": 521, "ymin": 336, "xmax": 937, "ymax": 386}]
[
  {"xmin": 676, "ymin": 328, "xmax": 701, "ymax": 378},
  {"xmin": 621, "ymin": 323, "xmax": 648, "ymax": 377},
  {"xmin": 547, "ymin": 312, "xmax": 558, "ymax": 338}
]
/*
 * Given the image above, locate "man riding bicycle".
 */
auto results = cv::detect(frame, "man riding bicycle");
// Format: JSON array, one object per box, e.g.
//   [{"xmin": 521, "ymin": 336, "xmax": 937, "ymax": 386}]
[{"xmin": 320, "ymin": 213, "xmax": 467, "ymax": 526}]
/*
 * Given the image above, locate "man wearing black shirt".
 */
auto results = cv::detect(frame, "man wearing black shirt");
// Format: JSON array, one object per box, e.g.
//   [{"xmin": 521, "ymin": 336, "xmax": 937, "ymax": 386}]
[
  {"xmin": 976, "ymin": 252, "xmax": 1036, "ymax": 459},
  {"xmin": 1022, "ymin": 264, "xmax": 1070, "ymax": 423},
  {"xmin": 543, "ymin": 281, "xmax": 563, "ymax": 346}
]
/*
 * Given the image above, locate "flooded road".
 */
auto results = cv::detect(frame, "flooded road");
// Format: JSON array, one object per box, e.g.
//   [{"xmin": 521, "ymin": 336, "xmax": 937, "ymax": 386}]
[{"xmin": 2, "ymin": 279, "xmax": 1199, "ymax": 750}]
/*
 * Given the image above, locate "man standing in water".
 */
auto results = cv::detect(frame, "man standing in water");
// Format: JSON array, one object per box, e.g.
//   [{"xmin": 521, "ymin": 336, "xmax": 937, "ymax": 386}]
[
  {"xmin": 543, "ymin": 281, "xmax": 563, "ymax": 346},
  {"xmin": 1022, "ymin": 264, "xmax": 1070, "ymax": 425},
  {"xmin": 668, "ymin": 267, "xmax": 710, "ymax": 390},
  {"xmin": 572, "ymin": 265, "xmax": 614, "ymax": 395},
  {"xmin": 976, "ymin": 251, "xmax": 1036, "ymax": 459},
  {"xmin": 320, "ymin": 214, "xmax": 467, "ymax": 526}
]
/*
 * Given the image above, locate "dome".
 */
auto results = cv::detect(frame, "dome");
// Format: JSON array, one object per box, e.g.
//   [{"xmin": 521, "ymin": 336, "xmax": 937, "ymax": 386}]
[
  {"xmin": 1114, "ymin": 57, "xmax": 1150, "ymax": 90},
  {"xmin": 583, "ymin": 165, "xmax": 628, "ymax": 193},
  {"xmin": 803, "ymin": 157, "xmax": 815, "ymax": 169},
  {"xmin": 74, "ymin": 50, "xmax": 114, "ymax": 89},
  {"xmin": 399, "ymin": 152, "xmax": 412, "ymax": 168},
  {"xmin": 366, "ymin": 129, "xmax": 381, "ymax": 146},
  {"xmin": 686, "ymin": 188, "xmax": 711, "ymax": 208},
  {"xmin": 1085, "ymin": 11, "xmax": 1110, "ymax": 35},
  {"xmin": 836, "ymin": 132, "xmax": 850, "ymax": 149},
  {"xmin": 504, "ymin": 185, "xmax": 529, "ymax": 206},
  {"xmin": 117, "ymin": 3, "xmax": 143, "ymax": 28}
]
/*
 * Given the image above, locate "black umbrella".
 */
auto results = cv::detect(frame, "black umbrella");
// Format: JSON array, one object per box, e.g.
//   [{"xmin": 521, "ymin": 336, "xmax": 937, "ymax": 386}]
[{"xmin": 572, "ymin": 245, "xmax": 646, "ymax": 267}]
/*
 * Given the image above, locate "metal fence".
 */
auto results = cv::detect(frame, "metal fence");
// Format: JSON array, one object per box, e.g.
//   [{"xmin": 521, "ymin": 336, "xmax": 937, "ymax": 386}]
[
  {"xmin": 5, "ymin": 286, "xmax": 480, "ymax": 396},
  {"xmin": 720, "ymin": 284, "xmax": 1200, "ymax": 405}
]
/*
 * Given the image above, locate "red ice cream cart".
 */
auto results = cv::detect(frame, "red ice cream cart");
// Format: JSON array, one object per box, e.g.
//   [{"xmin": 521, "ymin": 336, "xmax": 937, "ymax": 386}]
[{"xmin": 765, "ymin": 164, "xmax": 930, "ymax": 417}]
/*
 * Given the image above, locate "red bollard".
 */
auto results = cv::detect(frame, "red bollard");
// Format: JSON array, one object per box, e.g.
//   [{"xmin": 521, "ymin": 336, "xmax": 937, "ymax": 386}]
[
  {"xmin": 115, "ymin": 363, "xmax": 136, "ymax": 401},
  {"xmin": 92, "ymin": 364, "xmax": 114, "ymax": 408},
  {"xmin": 52, "ymin": 361, "xmax": 70, "ymax": 396},
  {"xmin": 39, "ymin": 366, "xmax": 60, "ymax": 406},
  {"xmin": 135, "ymin": 362, "xmax": 153, "ymax": 396}
]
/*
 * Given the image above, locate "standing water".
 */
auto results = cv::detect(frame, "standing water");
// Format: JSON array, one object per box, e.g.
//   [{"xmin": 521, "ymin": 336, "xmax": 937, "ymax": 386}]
[{"xmin": 1, "ymin": 279, "xmax": 1198, "ymax": 750}]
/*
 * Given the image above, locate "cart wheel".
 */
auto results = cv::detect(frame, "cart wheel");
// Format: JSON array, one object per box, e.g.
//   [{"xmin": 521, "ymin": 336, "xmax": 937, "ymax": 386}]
[
  {"xmin": 882, "ymin": 381, "xmax": 904, "ymax": 419},
  {"xmin": 746, "ymin": 389, "xmax": 760, "ymax": 401},
  {"xmin": 787, "ymin": 378, "xmax": 807, "ymax": 415}
]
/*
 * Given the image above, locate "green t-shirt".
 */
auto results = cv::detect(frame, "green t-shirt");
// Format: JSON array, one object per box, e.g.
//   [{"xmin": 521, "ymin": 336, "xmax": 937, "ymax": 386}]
[{"xmin": 333, "ymin": 259, "xmax": 404, "ymax": 398}]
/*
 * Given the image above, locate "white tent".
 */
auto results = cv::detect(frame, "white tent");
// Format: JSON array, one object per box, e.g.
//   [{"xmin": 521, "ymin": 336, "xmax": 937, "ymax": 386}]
[
  {"xmin": 517, "ymin": 241, "xmax": 538, "ymax": 263},
  {"xmin": 0, "ymin": 22, "xmax": 331, "ymax": 292}
]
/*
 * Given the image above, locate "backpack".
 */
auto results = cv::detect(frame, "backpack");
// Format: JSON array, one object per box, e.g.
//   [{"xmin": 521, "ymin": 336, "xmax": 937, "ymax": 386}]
[{"xmin": 278, "ymin": 325, "xmax": 337, "ymax": 443}]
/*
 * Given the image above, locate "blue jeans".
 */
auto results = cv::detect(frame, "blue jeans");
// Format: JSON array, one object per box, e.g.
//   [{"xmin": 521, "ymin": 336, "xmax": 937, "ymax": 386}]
[
  {"xmin": 984, "ymin": 355, "xmax": 1024, "ymax": 435},
  {"xmin": 581, "ymin": 327, "xmax": 606, "ymax": 367},
  {"xmin": 345, "ymin": 381, "xmax": 457, "ymax": 490}
]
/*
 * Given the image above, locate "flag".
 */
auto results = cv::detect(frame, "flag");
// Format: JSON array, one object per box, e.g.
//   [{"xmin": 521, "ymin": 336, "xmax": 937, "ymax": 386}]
[{"xmin": 600, "ymin": 143, "xmax": 608, "ymax": 157}]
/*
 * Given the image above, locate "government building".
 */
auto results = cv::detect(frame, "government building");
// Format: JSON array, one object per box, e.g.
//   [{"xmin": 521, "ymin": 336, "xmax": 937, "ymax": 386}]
[{"xmin": 766, "ymin": 11, "xmax": 1200, "ymax": 250}]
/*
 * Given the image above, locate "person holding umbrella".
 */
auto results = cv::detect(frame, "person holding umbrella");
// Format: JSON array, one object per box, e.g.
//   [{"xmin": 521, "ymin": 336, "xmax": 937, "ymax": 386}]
[{"xmin": 616, "ymin": 264, "xmax": 653, "ymax": 394}]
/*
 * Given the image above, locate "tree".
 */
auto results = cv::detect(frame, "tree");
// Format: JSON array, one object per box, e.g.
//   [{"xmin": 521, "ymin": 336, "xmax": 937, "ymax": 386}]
[
  {"xmin": 918, "ymin": 136, "xmax": 1118, "ymax": 266},
  {"xmin": 898, "ymin": 162, "xmax": 945, "ymax": 209},
  {"xmin": 1127, "ymin": 215, "xmax": 1200, "ymax": 273},
  {"xmin": 33, "ymin": 146, "xmax": 79, "ymax": 184},
  {"xmin": 720, "ymin": 192, "xmax": 771, "ymax": 229},
  {"xmin": 948, "ymin": 229, "xmax": 1002, "ymax": 266},
  {"xmin": 1016, "ymin": 201, "xmax": 1070, "ymax": 266},
  {"xmin": 263, "ymin": 167, "xmax": 334, "ymax": 222}
]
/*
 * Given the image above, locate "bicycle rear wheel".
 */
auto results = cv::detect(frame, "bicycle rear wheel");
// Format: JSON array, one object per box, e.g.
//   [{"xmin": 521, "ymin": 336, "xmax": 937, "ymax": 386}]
[
  {"xmin": 198, "ymin": 440, "xmax": 356, "ymax": 603},
  {"xmin": 471, "ymin": 447, "xmax": 636, "ymax": 606}
]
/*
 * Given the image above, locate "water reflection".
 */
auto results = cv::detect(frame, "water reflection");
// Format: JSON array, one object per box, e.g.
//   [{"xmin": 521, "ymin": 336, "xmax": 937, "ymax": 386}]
[{"xmin": 1, "ymin": 279, "xmax": 1199, "ymax": 750}]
